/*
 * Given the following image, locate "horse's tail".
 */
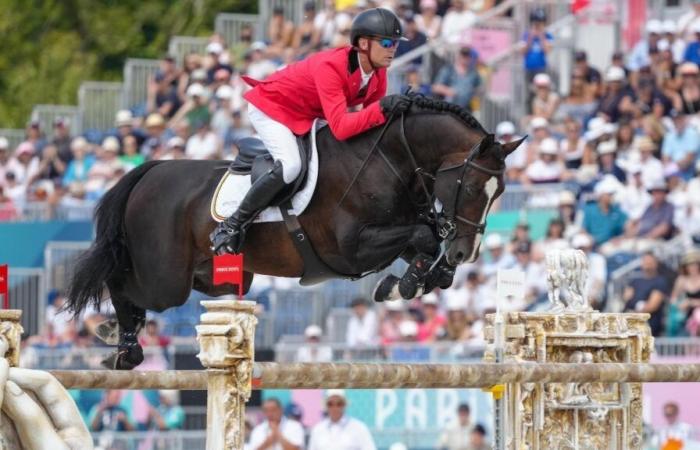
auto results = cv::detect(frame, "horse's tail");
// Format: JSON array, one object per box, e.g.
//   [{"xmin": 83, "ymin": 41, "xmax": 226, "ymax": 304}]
[{"xmin": 66, "ymin": 160, "xmax": 163, "ymax": 315}]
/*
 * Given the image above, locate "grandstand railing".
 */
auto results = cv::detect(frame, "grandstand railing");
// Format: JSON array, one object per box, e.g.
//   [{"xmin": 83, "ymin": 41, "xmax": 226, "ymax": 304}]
[
  {"xmin": 8, "ymin": 268, "xmax": 45, "ymax": 337},
  {"xmin": 215, "ymin": 13, "xmax": 262, "ymax": 45},
  {"xmin": 91, "ymin": 430, "xmax": 206, "ymax": 450},
  {"xmin": 30, "ymin": 105, "xmax": 82, "ymax": 138},
  {"xmin": 9, "ymin": 201, "xmax": 96, "ymax": 222},
  {"xmin": 78, "ymin": 81, "xmax": 125, "ymax": 133},
  {"xmin": 22, "ymin": 345, "xmax": 176, "ymax": 371},
  {"xmin": 258, "ymin": 0, "xmax": 324, "ymax": 30},
  {"xmin": 494, "ymin": 182, "xmax": 566, "ymax": 212},
  {"xmin": 123, "ymin": 58, "xmax": 161, "ymax": 112},
  {"xmin": 44, "ymin": 241, "xmax": 92, "ymax": 295},
  {"xmin": 168, "ymin": 36, "xmax": 210, "ymax": 66},
  {"xmin": 0, "ymin": 128, "xmax": 26, "ymax": 149}
]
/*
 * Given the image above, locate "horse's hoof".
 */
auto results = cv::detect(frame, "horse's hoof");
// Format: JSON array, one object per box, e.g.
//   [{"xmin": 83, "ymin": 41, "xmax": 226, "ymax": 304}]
[
  {"xmin": 373, "ymin": 275, "xmax": 400, "ymax": 302},
  {"xmin": 101, "ymin": 348, "xmax": 144, "ymax": 370}
]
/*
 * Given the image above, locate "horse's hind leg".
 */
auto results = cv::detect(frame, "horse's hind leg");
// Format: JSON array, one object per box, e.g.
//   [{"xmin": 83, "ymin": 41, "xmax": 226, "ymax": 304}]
[{"xmin": 101, "ymin": 283, "xmax": 145, "ymax": 370}]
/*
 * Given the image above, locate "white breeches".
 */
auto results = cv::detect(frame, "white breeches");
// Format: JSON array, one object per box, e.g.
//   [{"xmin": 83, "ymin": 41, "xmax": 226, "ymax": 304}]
[{"xmin": 247, "ymin": 103, "xmax": 302, "ymax": 184}]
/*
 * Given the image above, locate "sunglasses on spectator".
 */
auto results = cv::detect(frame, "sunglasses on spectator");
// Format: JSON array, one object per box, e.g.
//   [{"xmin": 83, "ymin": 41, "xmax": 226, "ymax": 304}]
[
  {"xmin": 372, "ymin": 37, "xmax": 399, "ymax": 49},
  {"xmin": 327, "ymin": 401, "xmax": 345, "ymax": 407}
]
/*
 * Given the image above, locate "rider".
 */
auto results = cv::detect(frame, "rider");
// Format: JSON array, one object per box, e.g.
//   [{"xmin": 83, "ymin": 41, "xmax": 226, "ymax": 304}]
[{"xmin": 211, "ymin": 8, "xmax": 413, "ymax": 254}]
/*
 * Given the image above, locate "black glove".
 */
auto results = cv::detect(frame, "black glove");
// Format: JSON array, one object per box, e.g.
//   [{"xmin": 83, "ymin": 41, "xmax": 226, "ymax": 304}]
[{"xmin": 380, "ymin": 94, "xmax": 412, "ymax": 118}]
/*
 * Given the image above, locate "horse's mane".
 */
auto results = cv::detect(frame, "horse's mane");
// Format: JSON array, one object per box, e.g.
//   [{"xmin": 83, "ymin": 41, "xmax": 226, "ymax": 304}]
[{"xmin": 408, "ymin": 94, "xmax": 488, "ymax": 135}]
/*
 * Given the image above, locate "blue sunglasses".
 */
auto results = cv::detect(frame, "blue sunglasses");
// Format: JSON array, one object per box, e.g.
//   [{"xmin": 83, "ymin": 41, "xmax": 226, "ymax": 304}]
[{"xmin": 372, "ymin": 37, "xmax": 399, "ymax": 49}]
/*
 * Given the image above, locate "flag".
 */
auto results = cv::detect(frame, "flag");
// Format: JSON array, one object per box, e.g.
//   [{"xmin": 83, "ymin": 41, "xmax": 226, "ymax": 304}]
[
  {"xmin": 571, "ymin": 0, "xmax": 590, "ymax": 13},
  {"xmin": 212, "ymin": 254, "xmax": 244, "ymax": 298},
  {"xmin": 0, "ymin": 265, "xmax": 7, "ymax": 309}
]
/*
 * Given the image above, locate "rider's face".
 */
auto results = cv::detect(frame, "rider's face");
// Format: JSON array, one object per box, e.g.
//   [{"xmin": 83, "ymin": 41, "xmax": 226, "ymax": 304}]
[{"xmin": 359, "ymin": 37, "xmax": 398, "ymax": 68}]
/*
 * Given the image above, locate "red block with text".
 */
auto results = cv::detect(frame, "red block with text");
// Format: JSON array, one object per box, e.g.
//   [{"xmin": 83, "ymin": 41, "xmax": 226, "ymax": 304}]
[{"xmin": 212, "ymin": 254, "xmax": 244, "ymax": 298}]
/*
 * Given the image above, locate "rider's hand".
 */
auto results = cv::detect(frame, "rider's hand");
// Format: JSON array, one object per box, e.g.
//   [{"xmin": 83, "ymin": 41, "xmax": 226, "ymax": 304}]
[{"xmin": 380, "ymin": 94, "xmax": 412, "ymax": 118}]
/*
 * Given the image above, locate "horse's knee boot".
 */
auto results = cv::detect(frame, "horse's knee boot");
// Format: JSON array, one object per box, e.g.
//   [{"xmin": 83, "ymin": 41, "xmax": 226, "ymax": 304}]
[{"xmin": 399, "ymin": 254, "xmax": 432, "ymax": 299}]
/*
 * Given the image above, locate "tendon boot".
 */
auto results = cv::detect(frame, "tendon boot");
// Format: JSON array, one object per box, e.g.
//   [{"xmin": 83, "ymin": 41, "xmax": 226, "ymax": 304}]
[{"xmin": 398, "ymin": 253, "xmax": 433, "ymax": 299}]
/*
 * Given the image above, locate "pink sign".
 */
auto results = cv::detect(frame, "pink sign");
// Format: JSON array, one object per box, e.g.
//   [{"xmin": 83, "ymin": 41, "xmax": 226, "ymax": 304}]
[
  {"xmin": 462, "ymin": 28, "xmax": 514, "ymax": 98},
  {"xmin": 646, "ymin": 355, "xmax": 700, "ymax": 428}
]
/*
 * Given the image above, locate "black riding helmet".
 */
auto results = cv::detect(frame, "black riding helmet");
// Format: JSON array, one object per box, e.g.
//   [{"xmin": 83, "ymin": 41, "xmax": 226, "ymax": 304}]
[{"xmin": 350, "ymin": 8, "xmax": 406, "ymax": 46}]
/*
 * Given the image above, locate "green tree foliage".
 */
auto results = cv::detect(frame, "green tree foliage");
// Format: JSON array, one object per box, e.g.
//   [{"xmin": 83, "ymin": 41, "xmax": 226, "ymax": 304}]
[{"xmin": 0, "ymin": 0, "xmax": 255, "ymax": 127}]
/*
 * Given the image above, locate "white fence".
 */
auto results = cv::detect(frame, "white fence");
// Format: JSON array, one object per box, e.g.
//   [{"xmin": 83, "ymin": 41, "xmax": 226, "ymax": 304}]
[
  {"xmin": 168, "ymin": 36, "xmax": 210, "ymax": 66},
  {"xmin": 258, "ymin": 0, "xmax": 324, "ymax": 29},
  {"xmin": 30, "ymin": 105, "xmax": 81, "ymax": 138},
  {"xmin": 123, "ymin": 58, "xmax": 161, "ymax": 110},
  {"xmin": 78, "ymin": 81, "xmax": 124, "ymax": 132},
  {"xmin": 0, "ymin": 128, "xmax": 26, "ymax": 149},
  {"xmin": 44, "ymin": 241, "xmax": 92, "ymax": 295},
  {"xmin": 214, "ymin": 13, "xmax": 262, "ymax": 45}
]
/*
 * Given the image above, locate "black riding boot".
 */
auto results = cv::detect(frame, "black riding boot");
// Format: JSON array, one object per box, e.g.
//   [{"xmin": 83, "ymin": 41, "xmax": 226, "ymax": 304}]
[{"xmin": 211, "ymin": 161, "xmax": 287, "ymax": 254}]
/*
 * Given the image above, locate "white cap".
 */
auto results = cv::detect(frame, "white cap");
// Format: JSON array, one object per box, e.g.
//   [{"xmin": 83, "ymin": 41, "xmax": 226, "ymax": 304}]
[
  {"xmin": 206, "ymin": 41, "xmax": 224, "ymax": 54},
  {"xmin": 167, "ymin": 136, "xmax": 186, "ymax": 149},
  {"xmin": 646, "ymin": 178, "xmax": 668, "ymax": 191},
  {"xmin": 584, "ymin": 117, "xmax": 606, "ymax": 141},
  {"xmin": 115, "ymin": 109, "xmax": 133, "ymax": 127},
  {"xmin": 484, "ymin": 233, "xmax": 504, "ymax": 249},
  {"xmin": 422, "ymin": 293, "xmax": 439, "ymax": 305},
  {"xmin": 530, "ymin": 116, "xmax": 549, "ymax": 130},
  {"xmin": 496, "ymin": 121, "xmax": 516, "ymax": 137},
  {"xmin": 385, "ymin": 300, "xmax": 404, "ymax": 311},
  {"xmin": 602, "ymin": 123, "xmax": 618, "ymax": 135},
  {"xmin": 627, "ymin": 161, "xmax": 642, "ymax": 174},
  {"xmin": 597, "ymin": 140, "xmax": 617, "ymax": 155},
  {"xmin": 539, "ymin": 137, "xmax": 559, "ymax": 155},
  {"xmin": 657, "ymin": 39, "xmax": 670, "ymax": 52},
  {"xmin": 445, "ymin": 295, "xmax": 467, "ymax": 311},
  {"xmin": 216, "ymin": 85, "xmax": 234, "ymax": 100},
  {"xmin": 558, "ymin": 190, "xmax": 576, "ymax": 206},
  {"xmin": 71, "ymin": 136, "xmax": 88, "ymax": 151},
  {"xmin": 191, "ymin": 68, "xmax": 208, "ymax": 81},
  {"xmin": 187, "ymin": 83, "xmax": 207, "ymax": 98},
  {"xmin": 646, "ymin": 19, "xmax": 663, "ymax": 34},
  {"xmin": 102, "ymin": 136, "xmax": 120, "ymax": 153},
  {"xmin": 571, "ymin": 233, "xmax": 593, "ymax": 249},
  {"xmin": 662, "ymin": 19, "xmax": 677, "ymax": 34},
  {"xmin": 0, "ymin": 137, "xmax": 8, "ymax": 149},
  {"xmin": 250, "ymin": 41, "xmax": 267, "ymax": 51},
  {"xmin": 399, "ymin": 320, "xmax": 418, "ymax": 337},
  {"xmin": 304, "ymin": 324, "xmax": 322, "ymax": 338},
  {"xmin": 533, "ymin": 73, "xmax": 552, "ymax": 87},
  {"xmin": 326, "ymin": 389, "xmax": 346, "ymax": 400},
  {"xmin": 605, "ymin": 66, "xmax": 626, "ymax": 82},
  {"xmin": 594, "ymin": 175, "xmax": 620, "ymax": 196}
]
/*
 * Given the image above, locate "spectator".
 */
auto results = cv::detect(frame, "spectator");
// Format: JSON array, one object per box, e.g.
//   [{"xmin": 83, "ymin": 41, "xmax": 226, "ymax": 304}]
[
  {"xmin": 89, "ymin": 390, "xmax": 134, "ymax": 431},
  {"xmin": 634, "ymin": 136, "xmax": 664, "ymax": 188},
  {"xmin": 147, "ymin": 71, "xmax": 180, "ymax": 119},
  {"xmin": 186, "ymin": 120, "xmax": 220, "ymax": 160},
  {"xmin": 559, "ymin": 118, "xmax": 585, "ymax": 169},
  {"xmin": 417, "ymin": 293, "xmax": 446, "ymax": 342},
  {"xmin": 530, "ymin": 73, "xmax": 559, "ymax": 121},
  {"xmin": 144, "ymin": 390, "xmax": 185, "ymax": 431},
  {"xmin": 31, "ymin": 143, "xmax": 65, "ymax": 185},
  {"xmin": 622, "ymin": 252, "xmax": 670, "ymax": 336},
  {"xmin": 24, "ymin": 120, "xmax": 46, "ymax": 156},
  {"xmin": 654, "ymin": 402, "xmax": 693, "ymax": 448},
  {"xmin": 671, "ymin": 250, "xmax": 700, "ymax": 336},
  {"xmin": 596, "ymin": 140, "xmax": 626, "ymax": 183},
  {"xmin": 62, "ymin": 137, "xmax": 94, "ymax": 187},
  {"xmin": 523, "ymin": 117, "xmax": 551, "ymax": 168},
  {"xmin": 0, "ymin": 184, "xmax": 17, "ymax": 220},
  {"xmin": 212, "ymin": 85, "xmax": 235, "ymax": 141},
  {"xmin": 44, "ymin": 291, "xmax": 72, "ymax": 337},
  {"xmin": 678, "ymin": 0, "xmax": 700, "ymax": 40},
  {"xmin": 618, "ymin": 163, "xmax": 652, "ymax": 221},
  {"xmin": 139, "ymin": 319, "xmax": 171, "ymax": 349},
  {"xmin": 572, "ymin": 233, "xmax": 607, "ymax": 309},
  {"xmin": 521, "ymin": 137, "xmax": 567, "ymax": 184},
  {"xmin": 440, "ymin": 0, "xmax": 477, "ymax": 45},
  {"xmin": 395, "ymin": 15, "xmax": 428, "ymax": 66},
  {"xmin": 520, "ymin": 8, "xmax": 552, "ymax": 81},
  {"xmin": 573, "ymin": 50, "xmax": 601, "ymax": 95},
  {"xmin": 615, "ymin": 119, "xmax": 637, "ymax": 165},
  {"xmin": 555, "ymin": 69, "xmax": 597, "ymax": 125},
  {"xmin": 51, "ymin": 118, "xmax": 72, "ymax": 161},
  {"xmin": 595, "ymin": 66, "xmax": 634, "ymax": 123},
  {"xmin": 674, "ymin": 62, "xmax": 700, "ymax": 115},
  {"xmin": 415, "ymin": 0, "xmax": 442, "ymax": 41},
  {"xmin": 346, "ymin": 297, "xmax": 379, "ymax": 347},
  {"xmin": 380, "ymin": 300, "xmax": 405, "ymax": 345},
  {"xmin": 532, "ymin": 218, "xmax": 569, "ymax": 262},
  {"xmin": 0, "ymin": 137, "xmax": 9, "ymax": 187},
  {"xmin": 267, "ymin": 6, "xmax": 295, "ymax": 58},
  {"xmin": 432, "ymin": 46, "xmax": 481, "ymax": 111},
  {"xmin": 442, "ymin": 294, "xmax": 470, "ymax": 341},
  {"xmin": 114, "ymin": 109, "xmax": 143, "ymax": 148},
  {"xmin": 119, "ymin": 135, "xmax": 144, "ymax": 171},
  {"xmin": 481, "ymin": 233, "xmax": 515, "ymax": 279},
  {"xmin": 662, "ymin": 20, "xmax": 685, "ymax": 63},
  {"xmin": 438, "ymin": 403, "xmax": 473, "ymax": 450},
  {"xmin": 84, "ymin": 137, "xmax": 123, "ymax": 199},
  {"xmin": 308, "ymin": 390, "xmax": 376, "ymax": 450},
  {"xmin": 662, "ymin": 109, "xmax": 700, "ymax": 180},
  {"xmin": 625, "ymin": 179, "xmax": 675, "ymax": 244},
  {"xmin": 467, "ymin": 424, "xmax": 490, "ymax": 450},
  {"xmin": 3, "ymin": 172, "xmax": 23, "ymax": 205},
  {"xmin": 296, "ymin": 324, "xmax": 333, "ymax": 362},
  {"xmin": 683, "ymin": 23, "xmax": 700, "ymax": 66},
  {"xmin": 7, "ymin": 141, "xmax": 39, "ymax": 187},
  {"xmin": 629, "ymin": 20, "xmax": 663, "ymax": 72},
  {"xmin": 159, "ymin": 136, "xmax": 187, "ymax": 161},
  {"xmin": 249, "ymin": 398, "xmax": 304, "ymax": 450},
  {"xmin": 401, "ymin": 65, "xmax": 431, "ymax": 96},
  {"xmin": 141, "ymin": 113, "xmax": 168, "ymax": 157},
  {"xmin": 557, "ymin": 190, "xmax": 580, "ymax": 237},
  {"xmin": 511, "ymin": 241, "xmax": 547, "ymax": 306},
  {"xmin": 246, "ymin": 42, "xmax": 278, "ymax": 81},
  {"xmin": 631, "ymin": 78, "xmax": 672, "ymax": 119},
  {"xmin": 583, "ymin": 176, "xmax": 626, "ymax": 247},
  {"xmin": 292, "ymin": 2, "xmax": 321, "ymax": 59}
]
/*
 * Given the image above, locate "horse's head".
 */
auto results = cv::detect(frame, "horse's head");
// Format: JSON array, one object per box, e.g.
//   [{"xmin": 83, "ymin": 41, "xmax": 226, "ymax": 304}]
[{"xmin": 434, "ymin": 133, "xmax": 525, "ymax": 266}]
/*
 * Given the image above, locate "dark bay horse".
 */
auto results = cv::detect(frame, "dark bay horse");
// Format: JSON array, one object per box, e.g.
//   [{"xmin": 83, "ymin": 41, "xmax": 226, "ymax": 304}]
[{"xmin": 67, "ymin": 96, "xmax": 523, "ymax": 369}]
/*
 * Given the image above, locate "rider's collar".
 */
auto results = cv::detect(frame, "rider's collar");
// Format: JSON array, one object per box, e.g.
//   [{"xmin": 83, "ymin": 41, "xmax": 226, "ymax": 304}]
[{"xmin": 348, "ymin": 47, "xmax": 360, "ymax": 74}]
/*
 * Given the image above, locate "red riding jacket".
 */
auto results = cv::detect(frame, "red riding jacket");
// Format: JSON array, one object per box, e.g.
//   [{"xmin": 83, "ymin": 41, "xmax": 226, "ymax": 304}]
[{"xmin": 243, "ymin": 46, "xmax": 387, "ymax": 140}]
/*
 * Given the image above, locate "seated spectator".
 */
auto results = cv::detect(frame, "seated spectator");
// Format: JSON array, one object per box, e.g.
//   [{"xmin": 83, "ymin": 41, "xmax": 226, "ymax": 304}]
[
  {"xmin": 573, "ymin": 50, "xmax": 602, "ymax": 96},
  {"xmin": 147, "ymin": 71, "xmax": 180, "ymax": 119},
  {"xmin": 158, "ymin": 136, "xmax": 187, "ymax": 161},
  {"xmin": 380, "ymin": 301, "xmax": 405, "ymax": 346},
  {"xmin": 631, "ymin": 78, "xmax": 672, "ymax": 119},
  {"xmin": 31, "ymin": 144, "xmax": 65, "ymax": 186},
  {"xmin": 431, "ymin": 46, "xmax": 481, "ymax": 111},
  {"xmin": 557, "ymin": 190, "xmax": 582, "ymax": 238},
  {"xmin": 119, "ymin": 135, "xmax": 144, "ymax": 171},
  {"xmin": 554, "ymin": 72, "xmax": 597, "ymax": 128},
  {"xmin": 662, "ymin": 110, "xmax": 700, "ymax": 180},
  {"xmin": 583, "ymin": 176, "xmax": 627, "ymax": 247},
  {"xmin": 654, "ymin": 402, "xmax": 693, "ymax": 448},
  {"xmin": 619, "ymin": 163, "xmax": 652, "ymax": 221},
  {"xmin": 4, "ymin": 172, "xmax": 25, "ymax": 205},
  {"xmin": 144, "ymin": 390, "xmax": 185, "ymax": 431},
  {"xmin": 496, "ymin": 121, "xmax": 526, "ymax": 182},
  {"xmin": 511, "ymin": 241, "xmax": 547, "ymax": 306},
  {"xmin": 140, "ymin": 113, "xmax": 168, "ymax": 157},
  {"xmin": 170, "ymin": 83, "xmax": 211, "ymax": 129},
  {"xmin": 481, "ymin": 233, "xmax": 515, "ymax": 279},
  {"xmin": 24, "ymin": 120, "xmax": 46, "ymax": 156},
  {"xmin": 520, "ymin": 8, "xmax": 552, "ymax": 81},
  {"xmin": 438, "ymin": 403, "xmax": 473, "ymax": 450},
  {"xmin": 249, "ymin": 398, "xmax": 304, "ymax": 450},
  {"xmin": 246, "ymin": 42, "xmax": 278, "ymax": 81},
  {"xmin": 114, "ymin": 109, "xmax": 144, "ymax": 148},
  {"xmin": 89, "ymin": 390, "xmax": 134, "ymax": 432},
  {"xmin": 267, "ymin": 7, "xmax": 295, "ymax": 59},
  {"xmin": 671, "ymin": 250, "xmax": 700, "ymax": 336},
  {"xmin": 415, "ymin": 0, "xmax": 442, "ymax": 40},
  {"xmin": 596, "ymin": 140, "xmax": 626, "ymax": 183},
  {"xmin": 663, "ymin": 19, "xmax": 685, "ymax": 63},
  {"xmin": 401, "ymin": 65, "xmax": 431, "ymax": 96},
  {"xmin": 625, "ymin": 179, "xmax": 675, "ymax": 242},
  {"xmin": 440, "ymin": 0, "xmax": 477, "ymax": 45},
  {"xmin": 296, "ymin": 325, "xmax": 333, "ymax": 362},
  {"xmin": 51, "ymin": 118, "xmax": 72, "ymax": 160},
  {"xmin": 186, "ymin": 121, "xmax": 220, "ymax": 160},
  {"xmin": 634, "ymin": 136, "xmax": 665, "ymax": 188},
  {"xmin": 0, "ymin": 185, "xmax": 18, "ymax": 221},
  {"xmin": 417, "ymin": 293, "xmax": 446, "ymax": 342},
  {"xmin": 532, "ymin": 218, "xmax": 569, "ymax": 262},
  {"xmin": 623, "ymin": 252, "xmax": 670, "ymax": 336},
  {"xmin": 572, "ymin": 233, "xmax": 607, "ymax": 309},
  {"xmin": 62, "ymin": 137, "xmax": 94, "ymax": 187},
  {"xmin": 629, "ymin": 20, "xmax": 663, "ymax": 72},
  {"xmin": 468, "ymin": 424, "xmax": 490, "ymax": 450},
  {"xmin": 679, "ymin": 1, "xmax": 700, "ymax": 40},
  {"xmin": 212, "ymin": 85, "xmax": 235, "ymax": 142},
  {"xmin": 346, "ymin": 297, "xmax": 379, "ymax": 347},
  {"xmin": 395, "ymin": 15, "xmax": 428, "ymax": 66},
  {"xmin": 674, "ymin": 62, "xmax": 700, "ymax": 115},
  {"xmin": 559, "ymin": 118, "xmax": 586, "ymax": 169},
  {"xmin": 7, "ymin": 141, "xmax": 39, "ymax": 187},
  {"xmin": 531, "ymin": 73, "xmax": 559, "ymax": 121},
  {"xmin": 522, "ymin": 117, "xmax": 551, "ymax": 168},
  {"xmin": 683, "ymin": 23, "xmax": 700, "ymax": 66},
  {"xmin": 443, "ymin": 295, "xmax": 471, "ymax": 341},
  {"xmin": 595, "ymin": 66, "xmax": 634, "ymax": 123},
  {"xmin": 84, "ymin": 137, "xmax": 123, "ymax": 199},
  {"xmin": 292, "ymin": 2, "xmax": 321, "ymax": 59},
  {"xmin": 521, "ymin": 137, "xmax": 567, "ymax": 184}
]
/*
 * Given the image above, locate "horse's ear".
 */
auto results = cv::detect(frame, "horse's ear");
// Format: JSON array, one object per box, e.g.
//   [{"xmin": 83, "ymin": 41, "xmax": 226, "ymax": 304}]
[
  {"xmin": 501, "ymin": 135, "xmax": 527, "ymax": 156},
  {"xmin": 478, "ymin": 134, "xmax": 495, "ymax": 153}
]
